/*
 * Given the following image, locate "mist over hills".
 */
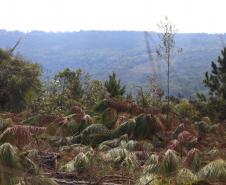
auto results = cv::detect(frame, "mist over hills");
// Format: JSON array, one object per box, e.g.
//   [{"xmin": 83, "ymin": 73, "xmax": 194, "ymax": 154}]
[{"xmin": 0, "ymin": 30, "xmax": 225, "ymax": 97}]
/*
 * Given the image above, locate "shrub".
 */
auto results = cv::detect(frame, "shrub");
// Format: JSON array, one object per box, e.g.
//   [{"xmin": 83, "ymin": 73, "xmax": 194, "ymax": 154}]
[
  {"xmin": 195, "ymin": 121, "xmax": 210, "ymax": 133},
  {"xmin": 0, "ymin": 49, "xmax": 42, "ymax": 112},
  {"xmin": 174, "ymin": 100, "xmax": 197, "ymax": 119}
]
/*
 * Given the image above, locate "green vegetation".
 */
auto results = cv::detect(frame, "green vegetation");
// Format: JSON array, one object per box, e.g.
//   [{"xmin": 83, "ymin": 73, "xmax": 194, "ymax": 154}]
[
  {"xmin": 104, "ymin": 72, "xmax": 126, "ymax": 97},
  {"xmin": 197, "ymin": 47, "xmax": 226, "ymax": 120},
  {"xmin": 0, "ymin": 36, "xmax": 226, "ymax": 184},
  {"xmin": 204, "ymin": 48, "xmax": 226, "ymax": 99},
  {"xmin": 198, "ymin": 159, "xmax": 226, "ymax": 182},
  {"xmin": 0, "ymin": 49, "xmax": 42, "ymax": 112}
]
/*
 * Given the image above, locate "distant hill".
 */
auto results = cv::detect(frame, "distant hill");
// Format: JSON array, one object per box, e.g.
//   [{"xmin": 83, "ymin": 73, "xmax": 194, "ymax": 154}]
[{"xmin": 0, "ymin": 30, "xmax": 225, "ymax": 97}]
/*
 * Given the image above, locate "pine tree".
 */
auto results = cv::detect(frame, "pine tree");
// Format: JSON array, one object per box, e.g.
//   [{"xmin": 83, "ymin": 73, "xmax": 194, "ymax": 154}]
[
  {"xmin": 104, "ymin": 72, "xmax": 125, "ymax": 97},
  {"xmin": 204, "ymin": 48, "xmax": 226, "ymax": 100},
  {"xmin": 201, "ymin": 47, "xmax": 226, "ymax": 120}
]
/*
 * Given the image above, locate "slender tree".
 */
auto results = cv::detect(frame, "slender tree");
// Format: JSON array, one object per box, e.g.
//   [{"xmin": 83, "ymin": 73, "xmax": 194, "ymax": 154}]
[
  {"xmin": 157, "ymin": 17, "xmax": 181, "ymax": 121},
  {"xmin": 157, "ymin": 16, "xmax": 177, "ymax": 105}
]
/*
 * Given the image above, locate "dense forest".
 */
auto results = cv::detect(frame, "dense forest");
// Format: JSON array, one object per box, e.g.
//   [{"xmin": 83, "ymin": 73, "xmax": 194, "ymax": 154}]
[{"xmin": 1, "ymin": 30, "xmax": 226, "ymax": 97}]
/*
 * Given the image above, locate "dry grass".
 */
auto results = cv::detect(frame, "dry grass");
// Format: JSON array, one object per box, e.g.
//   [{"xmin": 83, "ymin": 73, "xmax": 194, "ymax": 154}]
[{"xmin": 0, "ymin": 125, "xmax": 46, "ymax": 148}]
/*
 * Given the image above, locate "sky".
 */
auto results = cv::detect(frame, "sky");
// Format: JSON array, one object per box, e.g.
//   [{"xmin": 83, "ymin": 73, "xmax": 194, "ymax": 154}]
[{"xmin": 0, "ymin": 0, "xmax": 226, "ymax": 33}]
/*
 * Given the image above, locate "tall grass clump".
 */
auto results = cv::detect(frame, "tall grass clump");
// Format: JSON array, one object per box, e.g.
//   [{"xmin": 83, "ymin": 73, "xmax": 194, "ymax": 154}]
[
  {"xmin": 198, "ymin": 159, "xmax": 226, "ymax": 182},
  {"xmin": 175, "ymin": 168, "xmax": 197, "ymax": 185},
  {"xmin": 160, "ymin": 149, "xmax": 181, "ymax": 175}
]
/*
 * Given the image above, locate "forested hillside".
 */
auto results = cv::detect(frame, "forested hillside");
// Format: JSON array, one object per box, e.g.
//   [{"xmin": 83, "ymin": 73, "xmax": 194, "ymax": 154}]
[{"xmin": 0, "ymin": 30, "xmax": 225, "ymax": 97}]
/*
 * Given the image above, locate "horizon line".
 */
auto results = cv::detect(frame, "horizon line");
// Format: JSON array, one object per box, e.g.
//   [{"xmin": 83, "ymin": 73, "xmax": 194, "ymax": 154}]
[{"xmin": 0, "ymin": 29, "xmax": 226, "ymax": 35}]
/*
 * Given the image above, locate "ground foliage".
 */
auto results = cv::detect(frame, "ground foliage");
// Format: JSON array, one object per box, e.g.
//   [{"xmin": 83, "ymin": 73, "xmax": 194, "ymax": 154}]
[{"xmin": 0, "ymin": 95, "xmax": 225, "ymax": 185}]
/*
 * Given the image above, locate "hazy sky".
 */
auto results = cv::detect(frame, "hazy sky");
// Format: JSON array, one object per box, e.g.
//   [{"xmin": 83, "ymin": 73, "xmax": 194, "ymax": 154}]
[{"xmin": 1, "ymin": 0, "xmax": 225, "ymax": 33}]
